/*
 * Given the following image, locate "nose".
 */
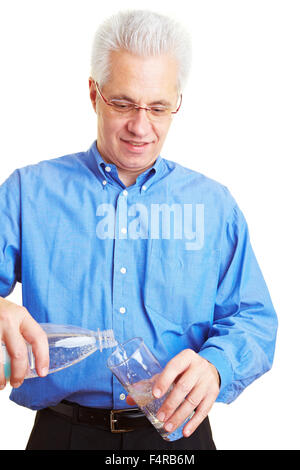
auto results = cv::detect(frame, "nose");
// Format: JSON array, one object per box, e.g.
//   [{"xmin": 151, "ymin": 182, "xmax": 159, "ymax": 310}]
[{"xmin": 126, "ymin": 109, "xmax": 153, "ymax": 138}]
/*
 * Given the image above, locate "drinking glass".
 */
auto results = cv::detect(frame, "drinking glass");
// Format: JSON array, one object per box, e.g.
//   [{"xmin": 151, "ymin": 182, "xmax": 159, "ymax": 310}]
[{"xmin": 107, "ymin": 337, "xmax": 194, "ymax": 441}]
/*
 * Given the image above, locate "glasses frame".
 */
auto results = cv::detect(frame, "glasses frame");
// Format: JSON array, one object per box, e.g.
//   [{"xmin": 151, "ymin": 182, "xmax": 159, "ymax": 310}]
[{"xmin": 94, "ymin": 81, "xmax": 182, "ymax": 116}]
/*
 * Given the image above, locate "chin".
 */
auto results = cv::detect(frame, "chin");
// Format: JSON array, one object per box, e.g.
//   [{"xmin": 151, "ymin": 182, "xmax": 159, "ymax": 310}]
[{"xmin": 120, "ymin": 155, "xmax": 154, "ymax": 169}]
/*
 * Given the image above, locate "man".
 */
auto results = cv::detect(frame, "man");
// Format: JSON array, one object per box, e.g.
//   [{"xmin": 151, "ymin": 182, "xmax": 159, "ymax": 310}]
[{"xmin": 0, "ymin": 10, "xmax": 277, "ymax": 450}]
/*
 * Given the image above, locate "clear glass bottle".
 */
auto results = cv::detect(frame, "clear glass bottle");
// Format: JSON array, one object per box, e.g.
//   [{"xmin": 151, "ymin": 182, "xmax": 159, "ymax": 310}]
[{"xmin": 1, "ymin": 323, "xmax": 117, "ymax": 380}]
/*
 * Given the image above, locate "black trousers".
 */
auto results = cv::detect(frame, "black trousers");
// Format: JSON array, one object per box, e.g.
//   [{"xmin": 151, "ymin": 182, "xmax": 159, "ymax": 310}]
[{"xmin": 26, "ymin": 407, "xmax": 216, "ymax": 450}]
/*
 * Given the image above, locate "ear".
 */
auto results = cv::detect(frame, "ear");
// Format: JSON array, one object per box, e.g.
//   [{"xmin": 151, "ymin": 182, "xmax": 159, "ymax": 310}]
[{"xmin": 89, "ymin": 77, "xmax": 97, "ymax": 113}]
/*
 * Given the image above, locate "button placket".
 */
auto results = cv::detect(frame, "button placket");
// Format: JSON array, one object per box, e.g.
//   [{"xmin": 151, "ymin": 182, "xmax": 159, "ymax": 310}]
[
  {"xmin": 112, "ymin": 192, "xmax": 131, "ymax": 407},
  {"xmin": 111, "ymin": 186, "xmax": 148, "ymax": 408},
  {"xmin": 111, "ymin": 190, "xmax": 130, "ymax": 344}
]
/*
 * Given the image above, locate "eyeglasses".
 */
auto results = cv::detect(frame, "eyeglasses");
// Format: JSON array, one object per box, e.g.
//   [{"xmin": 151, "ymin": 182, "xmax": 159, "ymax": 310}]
[{"xmin": 95, "ymin": 81, "xmax": 182, "ymax": 119}]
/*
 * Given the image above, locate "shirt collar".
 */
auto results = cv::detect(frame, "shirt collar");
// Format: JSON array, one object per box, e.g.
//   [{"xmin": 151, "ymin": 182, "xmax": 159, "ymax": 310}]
[{"xmin": 89, "ymin": 140, "xmax": 164, "ymax": 192}]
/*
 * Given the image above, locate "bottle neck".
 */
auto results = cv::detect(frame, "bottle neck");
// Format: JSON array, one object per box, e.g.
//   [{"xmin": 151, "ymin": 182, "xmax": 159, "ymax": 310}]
[{"xmin": 96, "ymin": 329, "xmax": 118, "ymax": 352}]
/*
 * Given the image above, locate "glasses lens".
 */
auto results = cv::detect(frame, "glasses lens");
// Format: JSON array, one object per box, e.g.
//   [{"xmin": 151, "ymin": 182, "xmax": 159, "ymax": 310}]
[
  {"xmin": 149, "ymin": 107, "xmax": 171, "ymax": 117},
  {"xmin": 108, "ymin": 99, "xmax": 173, "ymax": 119},
  {"xmin": 110, "ymin": 100, "xmax": 135, "ymax": 113}
]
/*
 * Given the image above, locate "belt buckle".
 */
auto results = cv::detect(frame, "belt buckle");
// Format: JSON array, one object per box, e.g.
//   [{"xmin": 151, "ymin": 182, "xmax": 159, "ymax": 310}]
[{"xmin": 110, "ymin": 409, "xmax": 135, "ymax": 433}]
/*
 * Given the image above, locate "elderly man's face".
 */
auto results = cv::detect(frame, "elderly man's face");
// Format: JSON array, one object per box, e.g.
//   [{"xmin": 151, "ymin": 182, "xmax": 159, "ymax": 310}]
[{"xmin": 89, "ymin": 50, "xmax": 179, "ymax": 182}]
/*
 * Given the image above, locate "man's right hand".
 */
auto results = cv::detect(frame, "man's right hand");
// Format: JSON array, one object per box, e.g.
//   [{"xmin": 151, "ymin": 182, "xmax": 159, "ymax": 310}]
[{"xmin": 0, "ymin": 297, "xmax": 49, "ymax": 389}]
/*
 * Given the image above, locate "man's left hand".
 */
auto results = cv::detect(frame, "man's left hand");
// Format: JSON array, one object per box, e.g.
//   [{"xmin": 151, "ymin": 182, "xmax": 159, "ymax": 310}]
[{"xmin": 126, "ymin": 349, "xmax": 220, "ymax": 437}]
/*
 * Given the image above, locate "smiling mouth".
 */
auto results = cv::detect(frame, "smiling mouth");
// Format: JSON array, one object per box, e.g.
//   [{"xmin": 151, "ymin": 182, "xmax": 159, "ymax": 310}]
[{"xmin": 121, "ymin": 139, "xmax": 151, "ymax": 146}]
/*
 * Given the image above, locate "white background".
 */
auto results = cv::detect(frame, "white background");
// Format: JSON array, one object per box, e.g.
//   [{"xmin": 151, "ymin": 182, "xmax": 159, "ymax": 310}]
[{"xmin": 0, "ymin": 0, "xmax": 299, "ymax": 450}]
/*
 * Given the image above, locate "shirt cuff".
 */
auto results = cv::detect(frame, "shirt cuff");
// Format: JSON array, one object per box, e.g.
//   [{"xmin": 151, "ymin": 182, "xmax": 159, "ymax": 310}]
[{"xmin": 198, "ymin": 346, "xmax": 233, "ymax": 398}]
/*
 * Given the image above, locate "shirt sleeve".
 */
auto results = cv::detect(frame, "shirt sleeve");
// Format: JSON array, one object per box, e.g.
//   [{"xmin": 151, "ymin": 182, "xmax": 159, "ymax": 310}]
[
  {"xmin": 199, "ymin": 202, "xmax": 278, "ymax": 404},
  {"xmin": 0, "ymin": 170, "xmax": 21, "ymax": 297}
]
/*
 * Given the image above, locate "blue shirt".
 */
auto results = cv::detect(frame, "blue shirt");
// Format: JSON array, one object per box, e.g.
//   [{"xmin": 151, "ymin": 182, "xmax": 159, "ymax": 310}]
[{"xmin": 0, "ymin": 141, "xmax": 277, "ymax": 410}]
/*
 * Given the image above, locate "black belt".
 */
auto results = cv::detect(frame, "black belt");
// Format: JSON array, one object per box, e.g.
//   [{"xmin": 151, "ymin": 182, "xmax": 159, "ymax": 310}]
[{"xmin": 47, "ymin": 400, "xmax": 152, "ymax": 433}]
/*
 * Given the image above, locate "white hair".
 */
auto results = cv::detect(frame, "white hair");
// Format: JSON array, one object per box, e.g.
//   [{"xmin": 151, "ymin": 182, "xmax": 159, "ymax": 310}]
[{"xmin": 90, "ymin": 9, "xmax": 192, "ymax": 92}]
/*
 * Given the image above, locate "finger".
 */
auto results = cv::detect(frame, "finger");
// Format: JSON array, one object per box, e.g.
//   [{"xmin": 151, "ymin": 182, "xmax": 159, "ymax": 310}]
[
  {"xmin": 152, "ymin": 350, "xmax": 193, "ymax": 399},
  {"xmin": 156, "ymin": 368, "xmax": 199, "ymax": 422},
  {"xmin": 20, "ymin": 316, "xmax": 49, "ymax": 377},
  {"xmin": 3, "ymin": 331, "xmax": 29, "ymax": 387},
  {"xmin": 161, "ymin": 393, "xmax": 197, "ymax": 435},
  {"xmin": 0, "ymin": 343, "xmax": 7, "ymax": 389},
  {"xmin": 182, "ymin": 397, "xmax": 214, "ymax": 438}
]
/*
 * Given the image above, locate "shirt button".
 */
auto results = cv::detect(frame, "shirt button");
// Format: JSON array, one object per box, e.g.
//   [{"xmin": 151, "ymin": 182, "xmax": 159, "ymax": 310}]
[
  {"xmin": 105, "ymin": 166, "xmax": 111, "ymax": 172},
  {"xmin": 120, "ymin": 267, "xmax": 127, "ymax": 274},
  {"xmin": 121, "ymin": 227, "xmax": 127, "ymax": 234},
  {"xmin": 142, "ymin": 185, "xmax": 147, "ymax": 191},
  {"xmin": 123, "ymin": 190, "xmax": 128, "ymax": 196},
  {"xmin": 102, "ymin": 180, "xmax": 107, "ymax": 186},
  {"xmin": 119, "ymin": 393, "xmax": 126, "ymax": 400},
  {"xmin": 119, "ymin": 307, "xmax": 126, "ymax": 314}
]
